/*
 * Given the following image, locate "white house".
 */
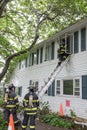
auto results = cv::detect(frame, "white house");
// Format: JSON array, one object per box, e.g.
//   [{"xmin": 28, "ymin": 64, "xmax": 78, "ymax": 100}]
[{"xmin": 10, "ymin": 18, "xmax": 87, "ymax": 119}]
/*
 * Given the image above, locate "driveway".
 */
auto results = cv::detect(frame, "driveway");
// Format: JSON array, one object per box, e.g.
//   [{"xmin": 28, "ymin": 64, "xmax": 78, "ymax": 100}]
[{"xmin": 26, "ymin": 120, "xmax": 70, "ymax": 130}]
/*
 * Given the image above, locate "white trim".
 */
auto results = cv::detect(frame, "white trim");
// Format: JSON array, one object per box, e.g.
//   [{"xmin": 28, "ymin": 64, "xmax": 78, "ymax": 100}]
[{"xmin": 56, "ymin": 76, "xmax": 81, "ymax": 98}]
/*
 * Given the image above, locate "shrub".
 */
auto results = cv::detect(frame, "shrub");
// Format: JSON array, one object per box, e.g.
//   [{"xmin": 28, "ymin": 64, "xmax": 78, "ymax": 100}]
[
  {"xmin": 70, "ymin": 109, "xmax": 76, "ymax": 118},
  {"xmin": 0, "ymin": 112, "xmax": 8, "ymax": 130},
  {"xmin": 43, "ymin": 113, "xmax": 74, "ymax": 129},
  {"xmin": 37, "ymin": 101, "xmax": 50, "ymax": 120}
]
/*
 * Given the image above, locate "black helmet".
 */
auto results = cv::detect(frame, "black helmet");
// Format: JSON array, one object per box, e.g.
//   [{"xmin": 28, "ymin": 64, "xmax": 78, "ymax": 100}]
[
  {"xmin": 28, "ymin": 84, "xmax": 35, "ymax": 92},
  {"xmin": 8, "ymin": 84, "xmax": 15, "ymax": 90}
]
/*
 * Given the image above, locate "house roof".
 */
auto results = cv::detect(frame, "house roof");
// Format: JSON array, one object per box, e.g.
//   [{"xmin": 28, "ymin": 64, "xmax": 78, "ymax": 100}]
[{"xmin": 37, "ymin": 17, "xmax": 87, "ymax": 47}]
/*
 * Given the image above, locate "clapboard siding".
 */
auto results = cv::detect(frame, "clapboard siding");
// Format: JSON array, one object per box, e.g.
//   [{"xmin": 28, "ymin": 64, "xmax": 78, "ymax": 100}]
[
  {"xmin": 57, "ymin": 51, "xmax": 87, "ymax": 78},
  {"xmin": 11, "ymin": 58, "xmax": 58, "ymax": 98},
  {"xmin": 42, "ymin": 96, "xmax": 87, "ymax": 119}
]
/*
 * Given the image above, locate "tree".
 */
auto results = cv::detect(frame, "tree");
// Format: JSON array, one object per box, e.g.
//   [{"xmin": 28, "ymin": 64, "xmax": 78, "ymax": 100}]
[{"xmin": 0, "ymin": 0, "xmax": 87, "ymax": 82}]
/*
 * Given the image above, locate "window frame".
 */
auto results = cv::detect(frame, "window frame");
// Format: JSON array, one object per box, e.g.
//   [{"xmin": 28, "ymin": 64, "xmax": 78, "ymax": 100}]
[
  {"xmin": 40, "ymin": 47, "xmax": 43, "ymax": 63},
  {"xmin": 74, "ymin": 79, "xmax": 80, "ymax": 96},
  {"xmin": 44, "ymin": 44, "xmax": 51, "ymax": 61},
  {"xmin": 29, "ymin": 80, "xmax": 39, "ymax": 92},
  {"xmin": 74, "ymin": 31, "xmax": 79, "ymax": 54},
  {"xmin": 62, "ymin": 78, "xmax": 80, "ymax": 97},
  {"xmin": 56, "ymin": 80, "xmax": 61, "ymax": 95}
]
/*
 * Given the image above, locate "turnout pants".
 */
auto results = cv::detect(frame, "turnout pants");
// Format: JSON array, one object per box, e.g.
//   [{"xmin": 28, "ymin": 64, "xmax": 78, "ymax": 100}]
[
  {"xmin": 22, "ymin": 112, "xmax": 36, "ymax": 130},
  {"xmin": 4, "ymin": 108, "xmax": 19, "ymax": 125}
]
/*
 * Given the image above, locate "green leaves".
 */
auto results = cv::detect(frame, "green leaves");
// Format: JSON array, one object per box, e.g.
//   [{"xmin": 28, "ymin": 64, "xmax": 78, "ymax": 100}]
[
  {"xmin": 43, "ymin": 113, "xmax": 74, "ymax": 129},
  {"xmin": 0, "ymin": 112, "xmax": 8, "ymax": 130}
]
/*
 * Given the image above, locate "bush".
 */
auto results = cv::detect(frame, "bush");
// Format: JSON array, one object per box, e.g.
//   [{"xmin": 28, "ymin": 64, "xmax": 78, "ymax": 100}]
[
  {"xmin": 37, "ymin": 101, "xmax": 50, "ymax": 120},
  {"xmin": 0, "ymin": 112, "xmax": 8, "ymax": 130},
  {"xmin": 43, "ymin": 113, "xmax": 74, "ymax": 129},
  {"xmin": 0, "ymin": 98, "xmax": 4, "ymax": 106}
]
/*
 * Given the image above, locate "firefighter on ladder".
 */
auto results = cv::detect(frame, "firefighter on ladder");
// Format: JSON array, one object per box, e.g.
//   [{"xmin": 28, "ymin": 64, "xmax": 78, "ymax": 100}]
[
  {"xmin": 22, "ymin": 84, "xmax": 39, "ymax": 130},
  {"xmin": 57, "ymin": 39, "xmax": 70, "ymax": 65},
  {"xmin": 3, "ymin": 84, "xmax": 20, "ymax": 126}
]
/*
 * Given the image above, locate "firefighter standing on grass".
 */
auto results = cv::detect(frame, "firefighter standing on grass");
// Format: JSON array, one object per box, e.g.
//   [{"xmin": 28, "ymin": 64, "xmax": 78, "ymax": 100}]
[
  {"xmin": 22, "ymin": 84, "xmax": 39, "ymax": 130},
  {"xmin": 3, "ymin": 84, "xmax": 20, "ymax": 126}
]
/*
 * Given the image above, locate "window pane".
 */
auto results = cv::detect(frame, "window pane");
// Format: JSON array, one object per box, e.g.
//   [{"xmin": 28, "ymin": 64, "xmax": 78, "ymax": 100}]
[
  {"xmin": 32, "ymin": 53, "xmax": 34, "ymax": 65},
  {"xmin": 29, "ymin": 80, "xmax": 39, "ymax": 92},
  {"xmin": 19, "ymin": 61, "xmax": 21, "ymax": 69},
  {"xmin": 74, "ymin": 31, "xmax": 78, "ymax": 53},
  {"xmin": 51, "ymin": 42, "xmax": 55, "ymax": 60},
  {"xmin": 56, "ymin": 80, "xmax": 60, "ymax": 94},
  {"xmin": 18, "ymin": 87, "xmax": 22, "ymax": 97},
  {"xmin": 75, "ymin": 79, "xmax": 79, "ymax": 87},
  {"xmin": 25, "ymin": 58, "xmax": 27, "ymax": 67},
  {"xmin": 21, "ymin": 60, "xmax": 26, "ymax": 68},
  {"xmin": 37, "ymin": 49, "xmax": 39, "ymax": 64},
  {"xmin": 63, "ymin": 80, "xmax": 73, "ymax": 95},
  {"xmin": 81, "ymin": 28, "xmax": 86, "ymax": 51},
  {"xmin": 40, "ymin": 47, "xmax": 43, "ymax": 63},
  {"xmin": 34, "ymin": 52, "xmax": 37, "ymax": 64},
  {"xmin": 45, "ymin": 45, "xmax": 51, "ymax": 61},
  {"xmin": 74, "ymin": 92, "xmax": 80, "ymax": 96},
  {"xmin": 66, "ymin": 36, "xmax": 70, "ymax": 53},
  {"xmin": 75, "ymin": 88, "xmax": 79, "ymax": 91},
  {"xmin": 74, "ymin": 79, "xmax": 80, "ymax": 96},
  {"xmin": 34, "ymin": 81, "xmax": 38, "ymax": 92}
]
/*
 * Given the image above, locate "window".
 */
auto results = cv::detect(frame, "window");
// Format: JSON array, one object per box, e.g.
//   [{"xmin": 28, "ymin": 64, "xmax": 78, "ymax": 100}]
[
  {"xmin": 18, "ymin": 87, "xmax": 22, "ymax": 97},
  {"xmin": 63, "ymin": 79, "xmax": 80, "ymax": 96},
  {"xmin": 66, "ymin": 36, "xmax": 72, "ymax": 54},
  {"xmin": 35, "ymin": 81, "xmax": 39, "ymax": 91},
  {"xmin": 21, "ymin": 60, "xmax": 27, "ymax": 68},
  {"xmin": 45, "ymin": 45, "xmax": 51, "ymax": 61},
  {"xmin": 51, "ymin": 42, "xmax": 55, "ymax": 60},
  {"xmin": 63, "ymin": 80, "xmax": 73, "ymax": 95},
  {"xmin": 29, "ymin": 54, "xmax": 32, "ymax": 66},
  {"xmin": 74, "ymin": 79, "xmax": 80, "ymax": 96},
  {"xmin": 19, "ymin": 61, "xmax": 21, "ymax": 69},
  {"xmin": 31, "ymin": 50, "xmax": 40, "ymax": 65},
  {"xmin": 74, "ymin": 31, "xmax": 78, "ymax": 53},
  {"xmin": 32, "ymin": 52, "xmax": 37, "ymax": 65},
  {"xmin": 48, "ymin": 80, "xmax": 55, "ymax": 96},
  {"xmin": 31, "ymin": 53, "xmax": 34, "ymax": 65},
  {"xmin": 19, "ymin": 59, "xmax": 28, "ymax": 69},
  {"xmin": 60, "ymin": 38, "xmax": 65, "ymax": 45},
  {"xmin": 36, "ymin": 49, "xmax": 39, "ymax": 64},
  {"xmin": 56, "ymin": 80, "xmax": 60, "ymax": 95},
  {"xmin": 40, "ymin": 47, "xmax": 43, "ymax": 63},
  {"xmin": 29, "ymin": 80, "xmax": 39, "ymax": 92},
  {"xmin": 81, "ymin": 28, "xmax": 86, "ymax": 51},
  {"xmin": 25, "ymin": 58, "xmax": 27, "ymax": 67},
  {"xmin": 34, "ymin": 52, "xmax": 37, "ymax": 64}
]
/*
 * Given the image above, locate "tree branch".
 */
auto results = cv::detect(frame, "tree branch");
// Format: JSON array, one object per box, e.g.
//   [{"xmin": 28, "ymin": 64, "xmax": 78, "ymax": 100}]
[
  {"xmin": 0, "ymin": 0, "xmax": 10, "ymax": 17},
  {"xmin": 0, "ymin": 18, "xmax": 39, "ymax": 82}
]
